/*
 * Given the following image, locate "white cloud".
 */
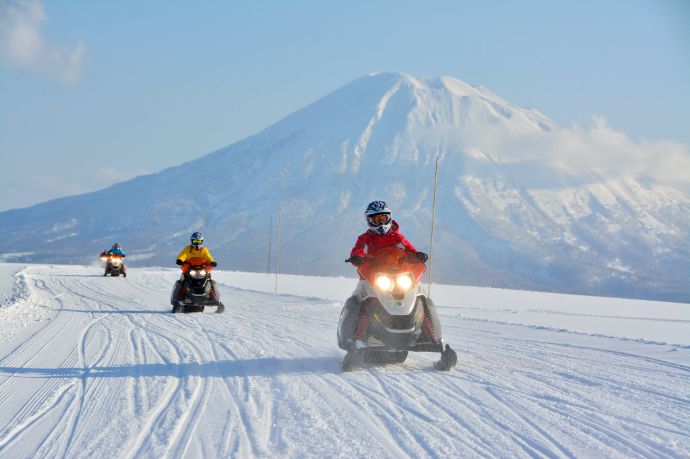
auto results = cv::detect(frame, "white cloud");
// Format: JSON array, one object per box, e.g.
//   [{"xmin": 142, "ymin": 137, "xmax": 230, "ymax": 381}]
[
  {"xmin": 0, "ymin": 0, "xmax": 86, "ymax": 83},
  {"xmin": 415, "ymin": 116, "xmax": 690, "ymax": 192}
]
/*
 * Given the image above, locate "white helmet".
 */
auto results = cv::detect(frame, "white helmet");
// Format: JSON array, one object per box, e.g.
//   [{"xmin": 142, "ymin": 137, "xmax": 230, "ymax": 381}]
[{"xmin": 365, "ymin": 201, "xmax": 392, "ymax": 236}]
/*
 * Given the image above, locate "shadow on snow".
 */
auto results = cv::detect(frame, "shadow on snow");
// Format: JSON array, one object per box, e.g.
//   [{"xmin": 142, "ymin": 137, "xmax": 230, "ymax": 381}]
[
  {"xmin": 58, "ymin": 308, "xmax": 170, "ymax": 315},
  {"xmin": 0, "ymin": 356, "xmax": 341, "ymax": 379}
]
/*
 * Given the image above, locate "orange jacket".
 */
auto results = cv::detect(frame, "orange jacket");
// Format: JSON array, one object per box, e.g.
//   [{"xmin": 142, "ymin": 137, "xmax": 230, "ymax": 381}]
[{"xmin": 176, "ymin": 246, "xmax": 215, "ymax": 264}]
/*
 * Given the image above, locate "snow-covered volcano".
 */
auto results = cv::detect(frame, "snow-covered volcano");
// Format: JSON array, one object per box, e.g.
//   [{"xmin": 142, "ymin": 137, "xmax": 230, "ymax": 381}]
[{"xmin": 1, "ymin": 72, "xmax": 688, "ymax": 301}]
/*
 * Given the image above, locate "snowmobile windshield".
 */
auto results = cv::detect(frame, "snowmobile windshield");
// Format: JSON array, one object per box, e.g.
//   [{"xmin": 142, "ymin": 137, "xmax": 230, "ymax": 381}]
[
  {"xmin": 180, "ymin": 257, "xmax": 214, "ymax": 274},
  {"xmin": 356, "ymin": 247, "xmax": 426, "ymax": 285}
]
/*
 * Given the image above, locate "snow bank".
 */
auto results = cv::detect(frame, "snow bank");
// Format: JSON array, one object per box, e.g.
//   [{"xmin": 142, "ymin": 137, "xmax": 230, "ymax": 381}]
[
  {"xmin": 0, "ymin": 263, "xmax": 25, "ymax": 303},
  {"xmin": 211, "ymin": 270, "xmax": 690, "ymax": 347}
]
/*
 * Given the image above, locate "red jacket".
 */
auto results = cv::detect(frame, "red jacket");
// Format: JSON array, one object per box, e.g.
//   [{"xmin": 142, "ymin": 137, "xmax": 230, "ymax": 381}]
[{"xmin": 350, "ymin": 220, "xmax": 418, "ymax": 258}]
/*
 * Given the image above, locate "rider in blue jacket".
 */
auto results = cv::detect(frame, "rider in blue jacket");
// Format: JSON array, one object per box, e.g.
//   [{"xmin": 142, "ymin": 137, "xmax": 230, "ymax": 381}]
[
  {"xmin": 103, "ymin": 243, "xmax": 127, "ymax": 277},
  {"xmin": 106, "ymin": 243, "xmax": 126, "ymax": 257}
]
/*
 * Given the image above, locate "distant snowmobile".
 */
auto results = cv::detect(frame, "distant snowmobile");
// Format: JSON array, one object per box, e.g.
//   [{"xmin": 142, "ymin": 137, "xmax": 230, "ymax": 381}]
[
  {"xmin": 171, "ymin": 257, "xmax": 224, "ymax": 313},
  {"xmin": 338, "ymin": 247, "xmax": 457, "ymax": 371},
  {"xmin": 100, "ymin": 252, "xmax": 126, "ymax": 277}
]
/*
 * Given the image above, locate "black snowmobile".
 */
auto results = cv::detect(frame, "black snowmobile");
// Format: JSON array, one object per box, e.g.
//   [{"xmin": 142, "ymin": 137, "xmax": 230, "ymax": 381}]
[
  {"xmin": 171, "ymin": 257, "xmax": 224, "ymax": 313},
  {"xmin": 100, "ymin": 252, "xmax": 126, "ymax": 277}
]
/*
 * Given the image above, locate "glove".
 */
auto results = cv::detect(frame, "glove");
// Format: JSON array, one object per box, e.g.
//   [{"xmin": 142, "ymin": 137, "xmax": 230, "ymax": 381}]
[
  {"xmin": 175, "ymin": 259, "xmax": 183, "ymax": 265},
  {"xmin": 210, "ymin": 261, "xmax": 217, "ymax": 267},
  {"xmin": 348, "ymin": 256, "xmax": 365, "ymax": 266},
  {"xmin": 405, "ymin": 252, "xmax": 428, "ymax": 263}
]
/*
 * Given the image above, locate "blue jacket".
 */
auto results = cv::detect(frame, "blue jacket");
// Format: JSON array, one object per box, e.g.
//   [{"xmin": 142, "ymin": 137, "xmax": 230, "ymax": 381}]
[{"xmin": 107, "ymin": 248, "xmax": 126, "ymax": 257}]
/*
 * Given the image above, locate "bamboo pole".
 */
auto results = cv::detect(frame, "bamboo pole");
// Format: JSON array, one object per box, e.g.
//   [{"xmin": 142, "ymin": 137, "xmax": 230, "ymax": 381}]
[
  {"xmin": 267, "ymin": 217, "xmax": 273, "ymax": 275},
  {"xmin": 428, "ymin": 155, "xmax": 440, "ymax": 297},
  {"xmin": 275, "ymin": 213, "xmax": 281, "ymax": 293}
]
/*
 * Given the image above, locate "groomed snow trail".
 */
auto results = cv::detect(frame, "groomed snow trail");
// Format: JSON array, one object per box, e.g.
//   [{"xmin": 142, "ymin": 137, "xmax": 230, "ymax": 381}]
[{"xmin": 0, "ymin": 265, "xmax": 688, "ymax": 458}]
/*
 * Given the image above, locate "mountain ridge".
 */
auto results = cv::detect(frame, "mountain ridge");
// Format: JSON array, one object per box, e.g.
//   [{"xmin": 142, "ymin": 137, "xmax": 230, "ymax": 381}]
[{"xmin": 1, "ymin": 72, "xmax": 688, "ymax": 301}]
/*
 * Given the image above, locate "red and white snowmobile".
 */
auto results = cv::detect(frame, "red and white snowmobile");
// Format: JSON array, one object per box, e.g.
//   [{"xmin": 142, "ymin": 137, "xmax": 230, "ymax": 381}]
[{"xmin": 338, "ymin": 247, "xmax": 457, "ymax": 371}]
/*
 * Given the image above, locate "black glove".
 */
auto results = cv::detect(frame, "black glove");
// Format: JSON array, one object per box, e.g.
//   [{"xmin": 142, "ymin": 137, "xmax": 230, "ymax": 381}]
[
  {"xmin": 210, "ymin": 261, "xmax": 217, "ymax": 267},
  {"xmin": 348, "ymin": 256, "xmax": 365, "ymax": 266},
  {"xmin": 405, "ymin": 252, "xmax": 428, "ymax": 263},
  {"xmin": 175, "ymin": 259, "xmax": 183, "ymax": 265},
  {"xmin": 415, "ymin": 252, "xmax": 429, "ymax": 263}
]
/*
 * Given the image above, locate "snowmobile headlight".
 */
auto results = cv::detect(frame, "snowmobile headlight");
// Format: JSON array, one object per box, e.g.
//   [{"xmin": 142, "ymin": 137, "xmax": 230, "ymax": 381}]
[
  {"xmin": 190, "ymin": 269, "xmax": 206, "ymax": 279},
  {"xmin": 375, "ymin": 274, "xmax": 394, "ymax": 291},
  {"xmin": 111, "ymin": 258, "xmax": 121, "ymax": 266},
  {"xmin": 396, "ymin": 274, "xmax": 413, "ymax": 291},
  {"xmin": 100, "ymin": 256, "xmax": 108, "ymax": 262}
]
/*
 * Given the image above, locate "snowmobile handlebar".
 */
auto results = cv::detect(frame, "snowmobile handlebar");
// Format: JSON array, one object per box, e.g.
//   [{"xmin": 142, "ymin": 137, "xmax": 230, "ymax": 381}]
[
  {"xmin": 346, "ymin": 255, "xmax": 422, "ymax": 266},
  {"xmin": 100, "ymin": 252, "xmax": 124, "ymax": 261},
  {"xmin": 345, "ymin": 257, "xmax": 380, "ymax": 266},
  {"xmin": 351, "ymin": 247, "xmax": 427, "ymax": 284},
  {"xmin": 181, "ymin": 261, "xmax": 212, "ymax": 267},
  {"xmin": 179, "ymin": 257, "xmax": 215, "ymax": 273}
]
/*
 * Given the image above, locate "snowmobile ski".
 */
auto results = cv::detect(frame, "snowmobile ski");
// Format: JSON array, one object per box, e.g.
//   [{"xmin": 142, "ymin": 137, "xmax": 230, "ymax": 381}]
[{"xmin": 433, "ymin": 344, "xmax": 458, "ymax": 371}]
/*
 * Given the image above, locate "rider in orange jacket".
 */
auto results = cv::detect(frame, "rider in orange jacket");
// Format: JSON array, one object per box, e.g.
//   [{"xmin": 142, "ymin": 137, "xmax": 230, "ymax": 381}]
[
  {"xmin": 171, "ymin": 232, "xmax": 220, "ymax": 310},
  {"xmin": 175, "ymin": 232, "xmax": 217, "ymax": 266}
]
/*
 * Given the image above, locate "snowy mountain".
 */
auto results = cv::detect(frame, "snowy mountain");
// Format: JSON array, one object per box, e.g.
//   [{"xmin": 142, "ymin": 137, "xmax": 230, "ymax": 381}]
[{"xmin": 1, "ymin": 72, "xmax": 688, "ymax": 301}]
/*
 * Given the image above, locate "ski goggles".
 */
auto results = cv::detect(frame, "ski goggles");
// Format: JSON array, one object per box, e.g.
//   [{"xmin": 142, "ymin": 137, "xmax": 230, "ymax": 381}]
[
  {"xmin": 368, "ymin": 213, "xmax": 391, "ymax": 226},
  {"xmin": 191, "ymin": 239, "xmax": 203, "ymax": 246}
]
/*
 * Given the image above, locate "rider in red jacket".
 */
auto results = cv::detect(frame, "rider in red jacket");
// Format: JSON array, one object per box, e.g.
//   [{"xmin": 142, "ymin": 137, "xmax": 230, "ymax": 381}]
[
  {"xmin": 340, "ymin": 201, "xmax": 430, "ymax": 349},
  {"xmin": 349, "ymin": 201, "xmax": 427, "ymax": 266}
]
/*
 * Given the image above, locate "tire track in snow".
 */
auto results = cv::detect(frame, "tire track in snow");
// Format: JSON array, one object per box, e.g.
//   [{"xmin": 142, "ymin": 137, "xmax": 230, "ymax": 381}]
[
  {"xmin": 0, "ymin": 272, "xmax": 93, "ymax": 455},
  {"xmin": 56, "ymin": 272, "xmax": 206, "ymax": 458}
]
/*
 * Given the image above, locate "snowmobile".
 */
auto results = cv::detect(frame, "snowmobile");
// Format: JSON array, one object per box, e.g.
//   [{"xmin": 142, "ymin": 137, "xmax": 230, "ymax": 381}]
[
  {"xmin": 171, "ymin": 257, "xmax": 224, "ymax": 313},
  {"xmin": 100, "ymin": 252, "xmax": 126, "ymax": 277},
  {"xmin": 338, "ymin": 247, "xmax": 457, "ymax": 371}
]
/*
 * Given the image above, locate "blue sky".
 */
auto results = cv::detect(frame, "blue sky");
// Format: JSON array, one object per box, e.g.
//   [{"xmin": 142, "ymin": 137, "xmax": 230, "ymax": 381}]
[{"xmin": 1, "ymin": 0, "xmax": 688, "ymax": 211}]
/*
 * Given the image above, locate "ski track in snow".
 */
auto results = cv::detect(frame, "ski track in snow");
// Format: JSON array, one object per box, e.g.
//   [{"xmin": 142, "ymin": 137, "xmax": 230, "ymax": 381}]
[{"xmin": 0, "ymin": 266, "xmax": 688, "ymax": 458}]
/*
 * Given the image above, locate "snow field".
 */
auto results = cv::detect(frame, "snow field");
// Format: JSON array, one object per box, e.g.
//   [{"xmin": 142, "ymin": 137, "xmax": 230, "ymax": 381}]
[{"xmin": 0, "ymin": 264, "xmax": 688, "ymax": 458}]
